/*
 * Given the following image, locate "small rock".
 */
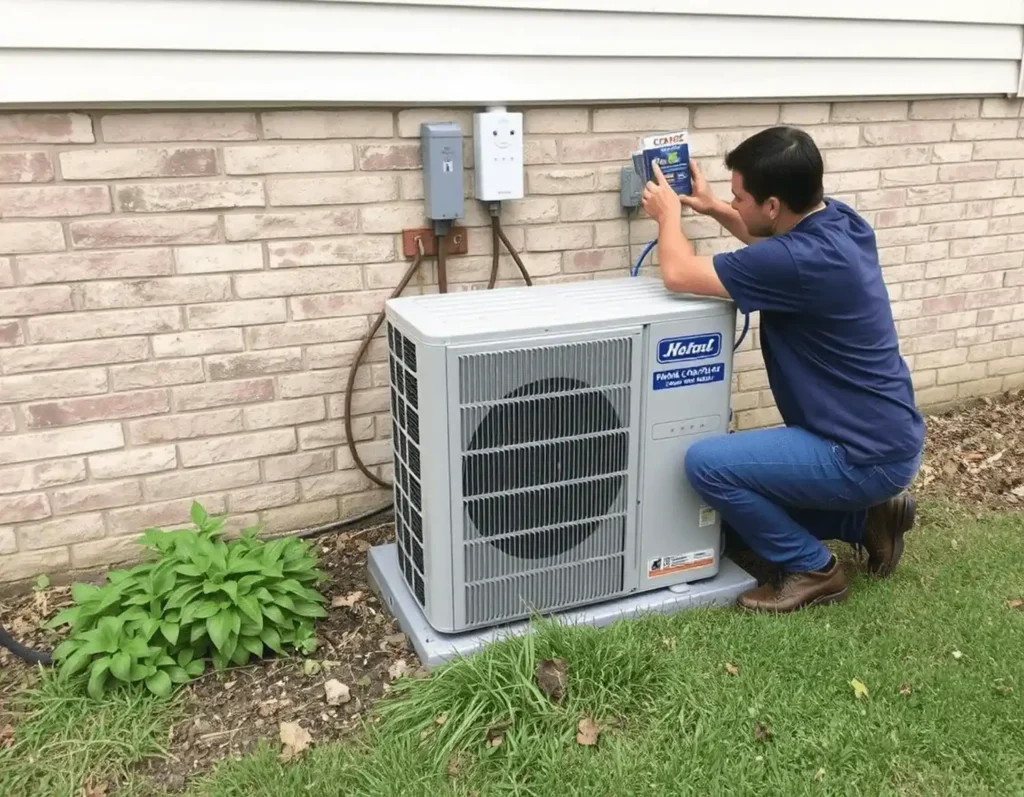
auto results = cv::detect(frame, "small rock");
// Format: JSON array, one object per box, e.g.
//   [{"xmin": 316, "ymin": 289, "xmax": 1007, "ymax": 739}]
[
  {"xmin": 324, "ymin": 679, "xmax": 351, "ymax": 706},
  {"xmin": 384, "ymin": 633, "xmax": 408, "ymax": 647}
]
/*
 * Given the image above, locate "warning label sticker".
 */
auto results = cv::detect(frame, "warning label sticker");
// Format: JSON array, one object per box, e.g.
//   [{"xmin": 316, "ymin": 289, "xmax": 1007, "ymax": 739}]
[
  {"xmin": 699, "ymin": 504, "xmax": 716, "ymax": 527},
  {"xmin": 648, "ymin": 549, "xmax": 715, "ymax": 579}
]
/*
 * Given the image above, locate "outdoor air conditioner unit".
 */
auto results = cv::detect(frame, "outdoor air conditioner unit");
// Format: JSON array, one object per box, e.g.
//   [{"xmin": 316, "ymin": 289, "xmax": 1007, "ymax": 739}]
[{"xmin": 379, "ymin": 276, "xmax": 740, "ymax": 636}]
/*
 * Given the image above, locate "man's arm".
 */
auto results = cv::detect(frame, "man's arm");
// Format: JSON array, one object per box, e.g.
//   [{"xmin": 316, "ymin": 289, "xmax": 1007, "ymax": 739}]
[
  {"xmin": 655, "ymin": 214, "xmax": 731, "ymax": 299},
  {"xmin": 642, "ymin": 161, "xmax": 731, "ymax": 298}
]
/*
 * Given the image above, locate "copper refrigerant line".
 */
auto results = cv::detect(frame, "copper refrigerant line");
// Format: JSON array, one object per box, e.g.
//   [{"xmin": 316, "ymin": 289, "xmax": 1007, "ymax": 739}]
[{"xmin": 343, "ymin": 211, "xmax": 534, "ymax": 491}]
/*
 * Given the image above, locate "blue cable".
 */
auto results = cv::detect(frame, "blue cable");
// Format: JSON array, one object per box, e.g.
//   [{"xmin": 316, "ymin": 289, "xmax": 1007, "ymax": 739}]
[{"xmin": 631, "ymin": 239, "xmax": 750, "ymax": 352}]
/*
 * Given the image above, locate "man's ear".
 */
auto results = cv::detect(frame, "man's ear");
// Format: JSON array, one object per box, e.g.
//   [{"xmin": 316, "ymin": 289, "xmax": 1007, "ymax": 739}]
[{"xmin": 766, "ymin": 196, "xmax": 781, "ymax": 221}]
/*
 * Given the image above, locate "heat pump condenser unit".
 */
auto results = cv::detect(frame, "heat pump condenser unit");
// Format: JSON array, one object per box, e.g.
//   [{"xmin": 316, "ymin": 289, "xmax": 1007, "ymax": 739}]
[{"xmin": 381, "ymin": 276, "xmax": 739, "ymax": 635}]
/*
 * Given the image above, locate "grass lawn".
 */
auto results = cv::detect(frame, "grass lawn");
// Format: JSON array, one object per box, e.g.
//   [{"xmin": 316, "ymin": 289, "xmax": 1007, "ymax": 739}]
[{"xmin": 3, "ymin": 501, "xmax": 1023, "ymax": 796}]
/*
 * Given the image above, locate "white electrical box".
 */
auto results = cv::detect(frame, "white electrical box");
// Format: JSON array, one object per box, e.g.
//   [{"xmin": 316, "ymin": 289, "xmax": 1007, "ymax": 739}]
[{"xmin": 473, "ymin": 110, "xmax": 524, "ymax": 202}]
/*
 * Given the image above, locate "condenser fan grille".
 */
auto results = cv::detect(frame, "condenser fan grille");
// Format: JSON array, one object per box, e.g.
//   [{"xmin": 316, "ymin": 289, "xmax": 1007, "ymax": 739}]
[
  {"xmin": 387, "ymin": 322, "xmax": 425, "ymax": 608},
  {"xmin": 458, "ymin": 337, "xmax": 635, "ymax": 626}
]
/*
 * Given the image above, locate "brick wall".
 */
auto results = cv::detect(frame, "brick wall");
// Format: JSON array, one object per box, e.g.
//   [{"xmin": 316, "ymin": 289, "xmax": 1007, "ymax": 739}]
[{"xmin": 1, "ymin": 99, "xmax": 1024, "ymax": 583}]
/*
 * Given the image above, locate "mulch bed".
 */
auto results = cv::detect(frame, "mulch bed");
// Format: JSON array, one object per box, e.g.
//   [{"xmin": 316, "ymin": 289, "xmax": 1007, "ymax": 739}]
[
  {"xmin": 1, "ymin": 388, "xmax": 1022, "ymax": 792},
  {"xmin": 913, "ymin": 389, "xmax": 1024, "ymax": 510}
]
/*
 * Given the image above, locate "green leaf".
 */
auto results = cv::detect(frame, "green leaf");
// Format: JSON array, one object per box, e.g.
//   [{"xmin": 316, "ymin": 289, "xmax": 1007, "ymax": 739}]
[
  {"xmin": 290, "ymin": 601, "xmax": 328, "ymax": 619},
  {"xmin": 146, "ymin": 669, "xmax": 173, "ymax": 698},
  {"xmin": 190, "ymin": 501, "xmax": 208, "ymax": 529},
  {"xmin": 260, "ymin": 627, "xmax": 285, "ymax": 655},
  {"xmin": 130, "ymin": 661, "xmax": 156, "ymax": 682},
  {"xmin": 176, "ymin": 649, "xmax": 194, "ymax": 668},
  {"xmin": 230, "ymin": 643, "xmax": 250, "ymax": 667},
  {"xmin": 273, "ymin": 593, "xmax": 296, "ymax": 611},
  {"xmin": 59, "ymin": 647, "xmax": 95, "ymax": 679},
  {"xmin": 185, "ymin": 659, "xmax": 205, "ymax": 678},
  {"xmin": 212, "ymin": 650, "xmax": 229, "ymax": 672},
  {"xmin": 110, "ymin": 651, "xmax": 133, "ymax": 682},
  {"xmin": 166, "ymin": 583, "xmax": 203, "ymax": 610},
  {"xmin": 193, "ymin": 600, "xmax": 221, "ymax": 620},
  {"xmin": 51, "ymin": 637, "xmax": 81, "ymax": 663},
  {"xmin": 176, "ymin": 564, "xmax": 205, "ymax": 578},
  {"xmin": 221, "ymin": 633, "xmax": 238, "ymax": 663},
  {"xmin": 121, "ymin": 636, "xmax": 155, "ymax": 659},
  {"xmin": 161, "ymin": 622, "xmax": 180, "ymax": 646},
  {"xmin": 229, "ymin": 559, "xmax": 266, "ymax": 576},
  {"xmin": 190, "ymin": 623, "xmax": 208, "ymax": 644},
  {"xmin": 152, "ymin": 565, "xmax": 177, "ymax": 596},
  {"xmin": 274, "ymin": 579, "xmax": 306, "ymax": 597},
  {"xmin": 262, "ymin": 604, "xmax": 286, "ymax": 627},
  {"xmin": 207, "ymin": 610, "xmax": 234, "ymax": 653},
  {"xmin": 87, "ymin": 658, "xmax": 111, "ymax": 700},
  {"xmin": 240, "ymin": 635, "xmax": 264, "ymax": 659},
  {"xmin": 167, "ymin": 665, "xmax": 191, "ymax": 684},
  {"xmin": 236, "ymin": 595, "xmax": 263, "ymax": 628},
  {"xmin": 218, "ymin": 580, "xmax": 238, "ymax": 602},
  {"xmin": 46, "ymin": 606, "xmax": 81, "ymax": 629},
  {"xmin": 71, "ymin": 582, "xmax": 102, "ymax": 603},
  {"xmin": 238, "ymin": 574, "xmax": 265, "ymax": 593},
  {"xmin": 136, "ymin": 617, "xmax": 161, "ymax": 642}
]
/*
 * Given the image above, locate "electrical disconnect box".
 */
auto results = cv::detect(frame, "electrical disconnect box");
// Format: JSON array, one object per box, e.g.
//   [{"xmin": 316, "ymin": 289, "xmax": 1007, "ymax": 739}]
[
  {"xmin": 421, "ymin": 122, "xmax": 464, "ymax": 221},
  {"xmin": 473, "ymin": 110, "xmax": 524, "ymax": 202}
]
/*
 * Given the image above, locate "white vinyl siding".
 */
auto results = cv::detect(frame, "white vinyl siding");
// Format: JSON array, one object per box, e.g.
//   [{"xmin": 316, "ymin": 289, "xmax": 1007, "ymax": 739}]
[{"xmin": 0, "ymin": 0, "xmax": 1022, "ymax": 105}]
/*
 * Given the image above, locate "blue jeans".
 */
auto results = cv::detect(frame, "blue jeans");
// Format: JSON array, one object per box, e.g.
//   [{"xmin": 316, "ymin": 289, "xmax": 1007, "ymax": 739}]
[{"xmin": 684, "ymin": 427, "xmax": 921, "ymax": 573}]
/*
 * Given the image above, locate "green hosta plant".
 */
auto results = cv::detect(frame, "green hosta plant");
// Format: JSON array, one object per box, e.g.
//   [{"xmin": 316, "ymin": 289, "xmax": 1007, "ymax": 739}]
[{"xmin": 48, "ymin": 502, "xmax": 328, "ymax": 699}]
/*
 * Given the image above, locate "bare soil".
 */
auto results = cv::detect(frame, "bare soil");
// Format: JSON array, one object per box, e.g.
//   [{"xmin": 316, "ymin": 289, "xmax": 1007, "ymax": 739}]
[{"xmin": 1, "ymin": 388, "xmax": 1021, "ymax": 792}]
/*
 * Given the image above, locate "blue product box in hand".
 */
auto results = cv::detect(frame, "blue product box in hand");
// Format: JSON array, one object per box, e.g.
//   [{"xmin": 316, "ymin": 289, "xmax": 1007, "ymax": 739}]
[{"xmin": 631, "ymin": 129, "xmax": 692, "ymax": 195}]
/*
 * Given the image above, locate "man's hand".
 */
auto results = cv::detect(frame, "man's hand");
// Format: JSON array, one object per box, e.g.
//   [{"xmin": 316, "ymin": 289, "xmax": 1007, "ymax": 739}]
[
  {"xmin": 677, "ymin": 159, "xmax": 717, "ymax": 216},
  {"xmin": 641, "ymin": 161, "xmax": 682, "ymax": 226}
]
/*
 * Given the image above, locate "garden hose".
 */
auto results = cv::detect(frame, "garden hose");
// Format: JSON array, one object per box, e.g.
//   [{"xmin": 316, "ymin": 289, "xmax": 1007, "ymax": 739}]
[{"xmin": 0, "ymin": 622, "xmax": 52, "ymax": 665}]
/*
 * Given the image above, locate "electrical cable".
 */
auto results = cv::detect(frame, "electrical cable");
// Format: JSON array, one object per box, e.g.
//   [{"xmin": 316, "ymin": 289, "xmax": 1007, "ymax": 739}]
[
  {"xmin": 631, "ymin": 239, "xmax": 750, "ymax": 352},
  {"xmin": 436, "ymin": 225, "xmax": 449, "ymax": 294},
  {"xmin": 343, "ymin": 237, "xmax": 427, "ymax": 490},
  {"xmin": 488, "ymin": 205, "xmax": 533, "ymax": 288},
  {"xmin": 342, "ymin": 206, "xmax": 534, "ymax": 503}
]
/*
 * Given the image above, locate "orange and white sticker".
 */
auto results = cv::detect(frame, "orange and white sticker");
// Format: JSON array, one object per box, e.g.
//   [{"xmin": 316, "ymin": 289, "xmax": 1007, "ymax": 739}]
[{"xmin": 648, "ymin": 549, "xmax": 715, "ymax": 578}]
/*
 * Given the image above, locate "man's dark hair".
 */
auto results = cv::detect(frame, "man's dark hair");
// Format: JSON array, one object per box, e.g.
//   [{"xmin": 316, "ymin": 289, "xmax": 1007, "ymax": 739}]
[{"xmin": 724, "ymin": 126, "xmax": 824, "ymax": 214}]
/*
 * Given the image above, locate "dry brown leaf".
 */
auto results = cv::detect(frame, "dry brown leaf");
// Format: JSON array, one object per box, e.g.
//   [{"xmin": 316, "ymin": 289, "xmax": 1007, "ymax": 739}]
[
  {"xmin": 0, "ymin": 724, "xmax": 14, "ymax": 750},
  {"xmin": 725, "ymin": 662, "xmax": 740, "ymax": 676},
  {"xmin": 446, "ymin": 753, "xmax": 463, "ymax": 777},
  {"xmin": 384, "ymin": 633, "xmax": 408, "ymax": 646},
  {"xmin": 814, "ymin": 767, "xmax": 826, "ymax": 782},
  {"xmin": 278, "ymin": 721, "xmax": 313, "ymax": 762},
  {"xmin": 576, "ymin": 717, "xmax": 601, "ymax": 746},
  {"xmin": 754, "ymin": 722, "xmax": 772, "ymax": 743},
  {"xmin": 324, "ymin": 679, "xmax": 351, "ymax": 706},
  {"xmin": 851, "ymin": 678, "xmax": 869, "ymax": 699},
  {"xmin": 485, "ymin": 719, "xmax": 510, "ymax": 748},
  {"xmin": 535, "ymin": 658, "xmax": 568, "ymax": 703},
  {"xmin": 388, "ymin": 659, "xmax": 409, "ymax": 681},
  {"xmin": 81, "ymin": 780, "xmax": 109, "ymax": 797},
  {"xmin": 331, "ymin": 591, "xmax": 364, "ymax": 608},
  {"xmin": 1007, "ymin": 599, "xmax": 1023, "ymax": 610},
  {"xmin": 899, "ymin": 683, "xmax": 912, "ymax": 697},
  {"xmin": 435, "ymin": 713, "xmax": 448, "ymax": 726}
]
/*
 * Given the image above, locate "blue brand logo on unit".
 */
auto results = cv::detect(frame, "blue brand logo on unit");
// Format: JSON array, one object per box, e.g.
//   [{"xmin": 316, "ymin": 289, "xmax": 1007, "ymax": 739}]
[{"xmin": 657, "ymin": 333, "xmax": 722, "ymax": 363}]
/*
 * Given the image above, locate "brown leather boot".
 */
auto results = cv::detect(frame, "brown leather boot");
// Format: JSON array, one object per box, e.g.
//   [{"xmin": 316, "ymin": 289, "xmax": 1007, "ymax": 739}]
[
  {"xmin": 863, "ymin": 493, "xmax": 916, "ymax": 577},
  {"xmin": 737, "ymin": 555, "xmax": 848, "ymax": 613}
]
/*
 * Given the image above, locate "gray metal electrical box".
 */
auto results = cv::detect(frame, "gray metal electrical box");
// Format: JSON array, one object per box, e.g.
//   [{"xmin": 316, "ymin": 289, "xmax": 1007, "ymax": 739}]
[{"xmin": 420, "ymin": 122, "xmax": 464, "ymax": 221}]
